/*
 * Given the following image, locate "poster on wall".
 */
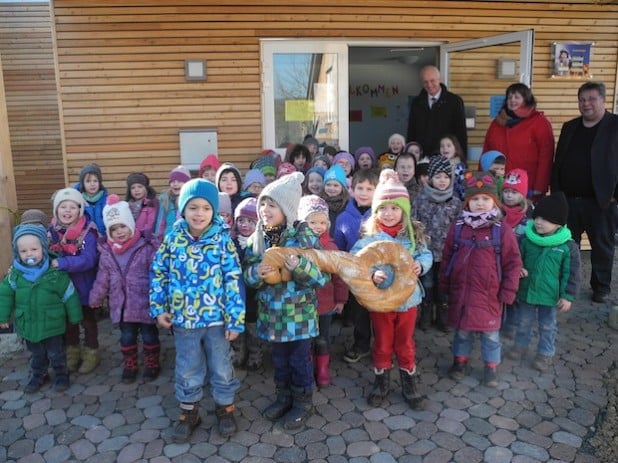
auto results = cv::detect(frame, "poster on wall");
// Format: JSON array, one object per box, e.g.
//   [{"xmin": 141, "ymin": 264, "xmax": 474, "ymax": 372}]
[{"xmin": 551, "ymin": 42, "xmax": 593, "ymax": 78}]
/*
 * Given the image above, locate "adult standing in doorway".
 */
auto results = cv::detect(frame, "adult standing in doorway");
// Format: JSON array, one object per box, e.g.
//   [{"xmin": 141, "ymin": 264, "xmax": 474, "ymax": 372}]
[
  {"xmin": 551, "ymin": 82, "xmax": 618, "ymax": 304},
  {"xmin": 482, "ymin": 83, "xmax": 554, "ymax": 201},
  {"xmin": 406, "ymin": 65, "xmax": 467, "ymax": 156}
]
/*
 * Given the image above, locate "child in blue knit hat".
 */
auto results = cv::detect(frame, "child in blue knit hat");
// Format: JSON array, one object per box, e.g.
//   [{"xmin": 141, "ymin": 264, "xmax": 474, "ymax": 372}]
[
  {"xmin": 0, "ymin": 224, "xmax": 83, "ymax": 393},
  {"xmin": 150, "ymin": 178, "xmax": 245, "ymax": 442}
]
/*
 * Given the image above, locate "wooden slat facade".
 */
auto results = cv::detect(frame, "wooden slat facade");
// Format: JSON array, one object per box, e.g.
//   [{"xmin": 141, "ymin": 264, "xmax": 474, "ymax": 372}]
[
  {"xmin": 0, "ymin": 3, "xmax": 65, "ymax": 217},
  {"xmin": 2, "ymin": 0, "xmax": 618, "ymax": 202}
]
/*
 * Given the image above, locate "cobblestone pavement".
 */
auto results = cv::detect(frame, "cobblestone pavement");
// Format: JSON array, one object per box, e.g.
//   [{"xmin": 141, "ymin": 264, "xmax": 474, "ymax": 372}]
[{"xmin": 1, "ymin": 263, "xmax": 618, "ymax": 462}]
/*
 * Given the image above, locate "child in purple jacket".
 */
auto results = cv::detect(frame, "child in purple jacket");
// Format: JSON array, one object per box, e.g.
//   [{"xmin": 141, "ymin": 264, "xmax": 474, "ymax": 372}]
[{"xmin": 89, "ymin": 195, "xmax": 160, "ymax": 383}]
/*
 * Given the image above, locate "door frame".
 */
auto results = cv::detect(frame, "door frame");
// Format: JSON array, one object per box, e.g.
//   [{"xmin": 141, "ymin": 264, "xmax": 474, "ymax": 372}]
[{"xmin": 440, "ymin": 30, "xmax": 535, "ymax": 86}]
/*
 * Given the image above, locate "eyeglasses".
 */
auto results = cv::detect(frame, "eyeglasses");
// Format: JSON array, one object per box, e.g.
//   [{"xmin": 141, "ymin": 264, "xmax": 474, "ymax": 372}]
[{"xmin": 578, "ymin": 96, "xmax": 602, "ymax": 104}]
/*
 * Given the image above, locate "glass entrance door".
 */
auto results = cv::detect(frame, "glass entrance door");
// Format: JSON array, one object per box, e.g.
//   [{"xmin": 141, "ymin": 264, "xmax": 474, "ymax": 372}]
[{"xmin": 261, "ymin": 41, "xmax": 349, "ymax": 155}]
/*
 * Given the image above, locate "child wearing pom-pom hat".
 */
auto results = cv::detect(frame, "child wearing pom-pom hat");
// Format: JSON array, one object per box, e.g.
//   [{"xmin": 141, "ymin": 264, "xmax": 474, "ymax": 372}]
[{"xmin": 89, "ymin": 194, "xmax": 160, "ymax": 384}]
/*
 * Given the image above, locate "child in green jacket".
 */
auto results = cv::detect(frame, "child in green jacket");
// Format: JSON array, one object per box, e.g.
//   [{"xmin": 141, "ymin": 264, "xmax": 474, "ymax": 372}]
[{"xmin": 0, "ymin": 224, "xmax": 82, "ymax": 393}]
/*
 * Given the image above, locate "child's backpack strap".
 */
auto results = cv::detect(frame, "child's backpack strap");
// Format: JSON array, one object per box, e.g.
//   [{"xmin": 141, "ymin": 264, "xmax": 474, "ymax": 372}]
[{"xmin": 444, "ymin": 219, "xmax": 502, "ymax": 280}]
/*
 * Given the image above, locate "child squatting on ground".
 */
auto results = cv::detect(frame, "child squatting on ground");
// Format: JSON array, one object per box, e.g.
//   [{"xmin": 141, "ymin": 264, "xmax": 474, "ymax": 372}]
[
  {"xmin": 440, "ymin": 171, "xmax": 522, "ymax": 387},
  {"xmin": 0, "ymin": 224, "xmax": 83, "ymax": 393},
  {"xmin": 243, "ymin": 172, "xmax": 329, "ymax": 430},
  {"xmin": 508, "ymin": 192, "xmax": 581, "ymax": 371},
  {"xmin": 89, "ymin": 195, "xmax": 161, "ymax": 384},
  {"xmin": 150, "ymin": 179, "xmax": 245, "ymax": 442},
  {"xmin": 351, "ymin": 169, "xmax": 432, "ymax": 409}
]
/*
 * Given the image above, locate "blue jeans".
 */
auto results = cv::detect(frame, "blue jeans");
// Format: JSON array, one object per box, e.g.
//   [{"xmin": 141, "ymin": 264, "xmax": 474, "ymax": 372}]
[
  {"xmin": 271, "ymin": 339, "xmax": 314, "ymax": 392},
  {"xmin": 452, "ymin": 329, "xmax": 501, "ymax": 364},
  {"xmin": 173, "ymin": 325, "xmax": 240, "ymax": 405},
  {"xmin": 26, "ymin": 335, "xmax": 66, "ymax": 378},
  {"xmin": 119, "ymin": 322, "xmax": 159, "ymax": 347},
  {"xmin": 514, "ymin": 301, "xmax": 557, "ymax": 356}
]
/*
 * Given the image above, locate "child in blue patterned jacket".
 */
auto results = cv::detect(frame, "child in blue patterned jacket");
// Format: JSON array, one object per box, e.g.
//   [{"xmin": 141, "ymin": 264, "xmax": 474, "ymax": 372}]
[
  {"xmin": 244, "ymin": 172, "xmax": 328, "ymax": 431},
  {"xmin": 150, "ymin": 179, "xmax": 245, "ymax": 442}
]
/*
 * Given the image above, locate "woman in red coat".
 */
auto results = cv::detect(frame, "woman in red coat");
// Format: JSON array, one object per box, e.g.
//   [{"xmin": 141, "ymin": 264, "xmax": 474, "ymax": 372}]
[{"xmin": 482, "ymin": 83, "xmax": 554, "ymax": 202}]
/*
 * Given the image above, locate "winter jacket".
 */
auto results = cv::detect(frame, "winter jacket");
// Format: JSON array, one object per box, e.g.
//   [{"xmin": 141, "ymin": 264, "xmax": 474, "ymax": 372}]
[
  {"xmin": 315, "ymin": 233, "xmax": 349, "ymax": 315},
  {"xmin": 351, "ymin": 231, "xmax": 432, "ymax": 311},
  {"xmin": 133, "ymin": 197, "xmax": 159, "ymax": 234},
  {"xmin": 90, "ymin": 233, "xmax": 159, "ymax": 324},
  {"xmin": 0, "ymin": 266, "xmax": 83, "ymax": 343},
  {"xmin": 154, "ymin": 190, "xmax": 179, "ymax": 238},
  {"xmin": 150, "ymin": 216, "xmax": 245, "ymax": 333},
  {"xmin": 244, "ymin": 221, "xmax": 328, "ymax": 342},
  {"xmin": 334, "ymin": 199, "xmax": 372, "ymax": 252},
  {"xmin": 517, "ymin": 224, "xmax": 581, "ymax": 306},
  {"xmin": 483, "ymin": 109, "xmax": 554, "ymax": 195},
  {"xmin": 412, "ymin": 190, "xmax": 462, "ymax": 262},
  {"xmin": 440, "ymin": 220, "xmax": 522, "ymax": 332},
  {"xmin": 48, "ymin": 218, "xmax": 99, "ymax": 306},
  {"xmin": 74, "ymin": 183, "xmax": 108, "ymax": 235},
  {"xmin": 407, "ymin": 83, "xmax": 468, "ymax": 155}
]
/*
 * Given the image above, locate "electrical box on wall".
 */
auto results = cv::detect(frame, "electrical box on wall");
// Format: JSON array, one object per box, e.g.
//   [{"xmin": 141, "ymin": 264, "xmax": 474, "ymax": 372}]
[{"xmin": 179, "ymin": 129, "xmax": 218, "ymax": 171}]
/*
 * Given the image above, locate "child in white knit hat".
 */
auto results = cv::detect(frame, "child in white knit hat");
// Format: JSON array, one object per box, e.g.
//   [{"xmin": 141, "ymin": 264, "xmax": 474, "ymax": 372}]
[
  {"xmin": 89, "ymin": 194, "xmax": 160, "ymax": 384},
  {"xmin": 243, "ymin": 172, "xmax": 328, "ymax": 430}
]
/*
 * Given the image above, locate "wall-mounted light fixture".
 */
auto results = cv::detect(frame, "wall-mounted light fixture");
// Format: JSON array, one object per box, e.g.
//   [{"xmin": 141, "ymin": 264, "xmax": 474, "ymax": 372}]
[
  {"xmin": 497, "ymin": 58, "xmax": 517, "ymax": 79},
  {"xmin": 185, "ymin": 59, "xmax": 207, "ymax": 81}
]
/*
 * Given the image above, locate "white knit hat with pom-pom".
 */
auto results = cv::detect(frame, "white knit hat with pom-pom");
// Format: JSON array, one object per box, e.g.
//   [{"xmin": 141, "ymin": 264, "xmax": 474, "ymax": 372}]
[{"xmin": 103, "ymin": 194, "xmax": 136, "ymax": 239}]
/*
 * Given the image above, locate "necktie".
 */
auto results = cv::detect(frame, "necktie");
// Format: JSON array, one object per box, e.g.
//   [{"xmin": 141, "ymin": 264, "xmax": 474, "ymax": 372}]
[{"xmin": 430, "ymin": 97, "xmax": 437, "ymax": 108}]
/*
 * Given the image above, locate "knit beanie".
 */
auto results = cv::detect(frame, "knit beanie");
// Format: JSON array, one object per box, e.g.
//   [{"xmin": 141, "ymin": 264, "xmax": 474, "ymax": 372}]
[
  {"xmin": 378, "ymin": 152, "xmax": 398, "ymax": 170},
  {"xmin": 333, "ymin": 151, "xmax": 356, "ymax": 171},
  {"xmin": 533, "ymin": 191, "xmax": 569, "ymax": 226},
  {"xmin": 52, "ymin": 187, "xmax": 86, "ymax": 219},
  {"xmin": 126, "ymin": 172, "xmax": 150, "ymax": 189},
  {"xmin": 234, "ymin": 197, "xmax": 257, "ymax": 222},
  {"xmin": 372, "ymin": 169, "xmax": 415, "ymax": 248},
  {"xmin": 79, "ymin": 163, "xmax": 104, "ymax": 190},
  {"xmin": 303, "ymin": 136, "xmax": 319, "ymax": 150},
  {"xmin": 251, "ymin": 152, "xmax": 278, "ymax": 177},
  {"xmin": 198, "ymin": 154, "xmax": 222, "ymax": 177},
  {"xmin": 169, "ymin": 165, "xmax": 191, "ymax": 184},
  {"xmin": 216, "ymin": 163, "xmax": 243, "ymax": 190},
  {"xmin": 258, "ymin": 171, "xmax": 305, "ymax": 231},
  {"xmin": 313, "ymin": 154, "xmax": 331, "ymax": 169},
  {"xmin": 178, "ymin": 178, "xmax": 219, "ymax": 216},
  {"xmin": 427, "ymin": 155, "xmax": 452, "ymax": 180},
  {"xmin": 20, "ymin": 209, "xmax": 49, "ymax": 228},
  {"xmin": 103, "ymin": 194, "xmax": 136, "ymax": 239},
  {"xmin": 416, "ymin": 161, "xmax": 430, "ymax": 179},
  {"xmin": 218, "ymin": 192, "xmax": 232, "ymax": 216},
  {"xmin": 298, "ymin": 194, "xmax": 330, "ymax": 222},
  {"xmin": 12, "ymin": 224, "xmax": 49, "ymax": 263},
  {"xmin": 243, "ymin": 169, "xmax": 266, "ymax": 190},
  {"xmin": 323, "ymin": 164, "xmax": 347, "ymax": 189},
  {"xmin": 463, "ymin": 171, "xmax": 500, "ymax": 207},
  {"xmin": 306, "ymin": 166, "xmax": 326, "ymax": 180},
  {"xmin": 277, "ymin": 162, "xmax": 296, "ymax": 179},
  {"xmin": 480, "ymin": 150, "xmax": 506, "ymax": 172},
  {"xmin": 502, "ymin": 168, "xmax": 528, "ymax": 198},
  {"xmin": 354, "ymin": 146, "xmax": 376, "ymax": 165}
]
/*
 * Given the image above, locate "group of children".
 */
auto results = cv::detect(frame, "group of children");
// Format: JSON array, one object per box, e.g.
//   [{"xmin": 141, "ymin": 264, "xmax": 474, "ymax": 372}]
[{"xmin": 0, "ymin": 133, "xmax": 581, "ymax": 440}]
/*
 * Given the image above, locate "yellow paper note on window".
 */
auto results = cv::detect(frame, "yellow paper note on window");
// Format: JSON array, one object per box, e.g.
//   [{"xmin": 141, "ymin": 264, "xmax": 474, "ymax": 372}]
[
  {"xmin": 371, "ymin": 106, "xmax": 388, "ymax": 118},
  {"xmin": 285, "ymin": 100, "xmax": 314, "ymax": 122}
]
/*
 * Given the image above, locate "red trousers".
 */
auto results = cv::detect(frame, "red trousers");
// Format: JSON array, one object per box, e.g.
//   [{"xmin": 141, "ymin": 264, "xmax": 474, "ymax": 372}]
[{"xmin": 370, "ymin": 308, "xmax": 417, "ymax": 372}]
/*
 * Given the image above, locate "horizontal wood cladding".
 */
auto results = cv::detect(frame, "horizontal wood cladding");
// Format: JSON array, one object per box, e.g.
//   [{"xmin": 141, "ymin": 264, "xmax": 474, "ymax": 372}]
[
  {"xmin": 49, "ymin": 0, "xmax": 618, "ymax": 197},
  {"xmin": 1, "ymin": 3, "xmax": 65, "ymax": 215}
]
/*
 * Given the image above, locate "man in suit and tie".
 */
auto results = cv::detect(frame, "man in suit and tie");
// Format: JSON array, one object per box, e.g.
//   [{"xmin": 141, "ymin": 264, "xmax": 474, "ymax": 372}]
[{"xmin": 406, "ymin": 65, "xmax": 467, "ymax": 156}]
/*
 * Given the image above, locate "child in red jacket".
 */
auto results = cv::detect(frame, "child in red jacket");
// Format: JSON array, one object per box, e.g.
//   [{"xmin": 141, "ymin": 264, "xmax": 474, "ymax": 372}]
[
  {"xmin": 440, "ymin": 172, "xmax": 522, "ymax": 387},
  {"xmin": 298, "ymin": 195, "xmax": 348, "ymax": 388}
]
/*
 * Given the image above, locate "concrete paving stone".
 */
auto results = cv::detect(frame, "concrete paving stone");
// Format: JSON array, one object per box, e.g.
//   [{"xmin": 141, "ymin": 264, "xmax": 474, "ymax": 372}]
[
  {"xmin": 110, "ymin": 423, "xmax": 140, "ymax": 437},
  {"xmin": 273, "ymin": 446, "xmax": 307, "ymax": 462},
  {"xmin": 552, "ymin": 430, "xmax": 583, "ymax": 447},
  {"xmin": 294, "ymin": 427, "xmax": 326, "ymax": 446},
  {"xmin": 50, "ymin": 394, "xmax": 72, "ymax": 410},
  {"xmin": 553, "ymin": 416, "xmax": 588, "ymax": 437},
  {"xmin": 383, "ymin": 414, "xmax": 416, "ymax": 431},
  {"xmin": 0, "ymin": 416, "xmax": 20, "ymax": 433},
  {"xmin": 531, "ymin": 420, "xmax": 561, "ymax": 437},
  {"xmin": 463, "ymin": 417, "xmax": 496, "ymax": 436},
  {"xmin": 442, "ymin": 397, "xmax": 474, "ymax": 410},
  {"xmin": 260, "ymin": 430, "xmax": 295, "ymax": 447},
  {"xmin": 143, "ymin": 439, "xmax": 165, "ymax": 459},
  {"xmin": 487, "ymin": 396, "xmax": 505, "ymax": 409},
  {"xmin": 398, "ymin": 455, "xmax": 423, "ymax": 463},
  {"xmin": 3, "ymin": 398, "xmax": 26, "ymax": 410},
  {"xmin": 428, "ymin": 391, "xmax": 452, "ymax": 402},
  {"xmin": 389, "ymin": 429, "xmax": 416, "ymax": 446},
  {"xmin": 363, "ymin": 407, "xmax": 389, "ymax": 421},
  {"xmin": 247, "ymin": 418, "xmax": 272, "ymax": 435},
  {"xmin": 453, "ymin": 446, "xmax": 483, "ymax": 463},
  {"xmin": 8, "ymin": 438, "xmax": 34, "ymax": 459},
  {"xmin": 326, "ymin": 435, "xmax": 346, "ymax": 454},
  {"xmin": 511, "ymin": 441, "xmax": 550, "ymax": 460},
  {"xmin": 71, "ymin": 414, "xmax": 101, "ymax": 429},
  {"xmin": 347, "ymin": 458, "xmax": 370, "ymax": 463},
  {"xmin": 376, "ymin": 438, "xmax": 405, "ymax": 458},
  {"xmin": 83, "ymin": 425, "xmax": 111, "ymax": 444},
  {"xmin": 341, "ymin": 411, "xmax": 366, "ymax": 427},
  {"xmin": 143, "ymin": 404, "xmax": 165, "ymax": 418},
  {"xmin": 217, "ymin": 441, "xmax": 248, "ymax": 461},
  {"xmin": 347, "ymin": 441, "xmax": 380, "ymax": 457},
  {"xmin": 141, "ymin": 416, "xmax": 171, "ymax": 430},
  {"xmin": 0, "ymin": 389, "xmax": 23, "ymax": 401},
  {"xmin": 517, "ymin": 427, "xmax": 554, "ymax": 448},
  {"xmin": 34, "ymin": 433, "xmax": 54, "ymax": 454},
  {"xmin": 162, "ymin": 443, "xmax": 190, "ymax": 458},
  {"xmin": 43, "ymin": 444, "xmax": 72, "ymax": 463},
  {"xmin": 171, "ymin": 454, "xmax": 200, "ymax": 463},
  {"xmin": 22, "ymin": 413, "xmax": 45, "ymax": 431},
  {"xmin": 369, "ymin": 451, "xmax": 398, "ymax": 463},
  {"xmin": 484, "ymin": 446, "xmax": 514, "ymax": 463},
  {"xmin": 248, "ymin": 442, "xmax": 277, "ymax": 458},
  {"xmin": 70, "ymin": 439, "xmax": 96, "ymax": 460},
  {"xmin": 546, "ymin": 386, "xmax": 575, "ymax": 400},
  {"xmin": 306, "ymin": 441, "xmax": 330, "ymax": 460},
  {"xmin": 129, "ymin": 428, "xmax": 160, "ymax": 443},
  {"xmin": 467, "ymin": 403, "xmax": 495, "ymax": 419},
  {"xmin": 330, "ymin": 397, "xmax": 356, "ymax": 414},
  {"xmin": 511, "ymin": 456, "xmax": 543, "ymax": 463},
  {"xmin": 503, "ymin": 388, "xmax": 526, "ymax": 402},
  {"xmin": 121, "ymin": 406, "xmax": 145, "ymax": 424},
  {"xmin": 320, "ymin": 420, "xmax": 351, "ymax": 436},
  {"xmin": 342, "ymin": 427, "xmax": 371, "ymax": 442},
  {"xmin": 525, "ymin": 388, "xmax": 549, "ymax": 403},
  {"xmin": 575, "ymin": 389, "xmax": 607, "ymax": 408},
  {"xmin": 406, "ymin": 433, "xmax": 438, "ymax": 454},
  {"xmin": 549, "ymin": 442, "xmax": 578, "ymax": 462},
  {"xmin": 488, "ymin": 428, "xmax": 516, "ymax": 447},
  {"xmin": 364, "ymin": 421, "xmax": 390, "ymax": 441},
  {"xmin": 567, "ymin": 407, "xmax": 596, "ymax": 427},
  {"xmin": 516, "ymin": 410, "xmax": 543, "ymax": 428},
  {"xmin": 407, "ymin": 408, "xmax": 439, "ymax": 423},
  {"xmin": 431, "ymin": 430, "xmax": 466, "ymax": 451},
  {"xmin": 436, "ymin": 417, "xmax": 466, "ymax": 436},
  {"xmin": 65, "ymin": 403, "xmax": 85, "ymax": 418},
  {"xmin": 461, "ymin": 431, "xmax": 491, "ymax": 450},
  {"xmin": 488, "ymin": 414, "xmax": 519, "ymax": 431},
  {"xmin": 136, "ymin": 395, "xmax": 162, "ymax": 408},
  {"xmin": 15, "ymin": 453, "xmax": 45, "ymax": 463},
  {"xmin": 97, "ymin": 435, "xmax": 130, "ymax": 452},
  {"xmin": 422, "ymin": 447, "xmax": 453, "ymax": 463},
  {"xmin": 55, "ymin": 425, "xmax": 85, "ymax": 446},
  {"xmin": 93, "ymin": 400, "xmax": 117, "ymax": 418}
]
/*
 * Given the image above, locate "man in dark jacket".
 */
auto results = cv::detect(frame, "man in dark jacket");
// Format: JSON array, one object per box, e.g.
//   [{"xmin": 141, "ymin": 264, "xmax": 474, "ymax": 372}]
[
  {"xmin": 551, "ymin": 82, "xmax": 618, "ymax": 303},
  {"xmin": 406, "ymin": 65, "xmax": 467, "ymax": 155}
]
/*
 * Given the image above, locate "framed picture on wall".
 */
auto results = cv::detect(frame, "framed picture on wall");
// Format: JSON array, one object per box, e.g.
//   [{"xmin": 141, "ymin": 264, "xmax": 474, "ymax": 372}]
[{"xmin": 551, "ymin": 42, "xmax": 593, "ymax": 78}]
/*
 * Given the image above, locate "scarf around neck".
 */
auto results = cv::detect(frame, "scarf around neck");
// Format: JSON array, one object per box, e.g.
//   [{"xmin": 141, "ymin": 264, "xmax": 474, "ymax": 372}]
[
  {"xmin": 462, "ymin": 207, "xmax": 501, "ymax": 229},
  {"xmin": 108, "ymin": 232, "xmax": 141, "ymax": 255},
  {"xmin": 13, "ymin": 258, "xmax": 50, "ymax": 283},
  {"xmin": 424, "ymin": 182, "xmax": 454, "ymax": 203},
  {"xmin": 83, "ymin": 189, "xmax": 104, "ymax": 204},
  {"xmin": 524, "ymin": 221, "xmax": 572, "ymax": 247},
  {"xmin": 496, "ymin": 105, "xmax": 535, "ymax": 127},
  {"xmin": 502, "ymin": 203, "xmax": 526, "ymax": 229},
  {"xmin": 377, "ymin": 221, "xmax": 403, "ymax": 238},
  {"xmin": 50, "ymin": 216, "xmax": 88, "ymax": 255},
  {"xmin": 323, "ymin": 192, "xmax": 348, "ymax": 214},
  {"xmin": 129, "ymin": 199, "xmax": 144, "ymax": 220}
]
